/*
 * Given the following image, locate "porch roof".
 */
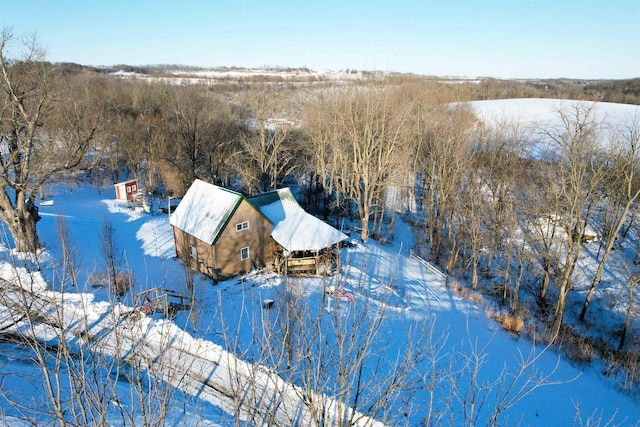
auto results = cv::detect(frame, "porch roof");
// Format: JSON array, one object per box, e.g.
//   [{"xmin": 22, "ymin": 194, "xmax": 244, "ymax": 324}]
[{"xmin": 249, "ymin": 188, "xmax": 348, "ymax": 252}]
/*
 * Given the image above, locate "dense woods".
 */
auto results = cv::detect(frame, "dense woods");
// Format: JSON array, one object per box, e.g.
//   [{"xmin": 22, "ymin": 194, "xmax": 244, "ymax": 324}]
[{"xmin": 2, "ymin": 33, "xmax": 640, "ymax": 397}]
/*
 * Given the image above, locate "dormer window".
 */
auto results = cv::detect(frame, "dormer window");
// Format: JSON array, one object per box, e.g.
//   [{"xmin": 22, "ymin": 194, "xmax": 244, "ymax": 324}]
[{"xmin": 236, "ymin": 221, "xmax": 249, "ymax": 231}]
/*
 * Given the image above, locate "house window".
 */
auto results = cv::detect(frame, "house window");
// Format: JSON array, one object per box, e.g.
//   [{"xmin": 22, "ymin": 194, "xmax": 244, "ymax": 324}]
[
  {"xmin": 236, "ymin": 221, "xmax": 249, "ymax": 232},
  {"xmin": 240, "ymin": 246, "xmax": 250, "ymax": 261},
  {"xmin": 190, "ymin": 245, "xmax": 197, "ymax": 259}
]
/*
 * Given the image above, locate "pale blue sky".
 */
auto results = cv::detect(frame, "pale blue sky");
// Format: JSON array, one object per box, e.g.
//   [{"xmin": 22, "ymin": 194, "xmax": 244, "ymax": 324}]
[{"xmin": 0, "ymin": 1, "xmax": 638, "ymax": 79}]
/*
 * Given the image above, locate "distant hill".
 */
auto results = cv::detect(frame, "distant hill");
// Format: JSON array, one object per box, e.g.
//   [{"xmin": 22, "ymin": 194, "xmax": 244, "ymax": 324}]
[{"xmin": 48, "ymin": 62, "xmax": 640, "ymax": 106}]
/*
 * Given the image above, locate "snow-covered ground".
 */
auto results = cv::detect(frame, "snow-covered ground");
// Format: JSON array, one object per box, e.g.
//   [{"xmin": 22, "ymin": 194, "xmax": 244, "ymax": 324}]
[
  {"xmin": 466, "ymin": 98, "xmax": 639, "ymax": 128},
  {"xmin": 465, "ymin": 98, "xmax": 640, "ymax": 156},
  {"xmin": 0, "ymin": 177, "xmax": 637, "ymax": 425}
]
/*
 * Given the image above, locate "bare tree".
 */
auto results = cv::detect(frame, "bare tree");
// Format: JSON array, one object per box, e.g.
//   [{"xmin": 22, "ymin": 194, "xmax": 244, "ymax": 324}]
[
  {"xmin": 0, "ymin": 30, "xmax": 103, "ymax": 252},
  {"xmin": 580, "ymin": 113, "xmax": 640, "ymax": 321},
  {"xmin": 256, "ymin": 276, "xmax": 433, "ymax": 426},
  {"xmin": 455, "ymin": 163, "xmax": 486, "ymax": 290},
  {"xmin": 455, "ymin": 120, "xmax": 529, "ymax": 292},
  {"xmin": 97, "ymin": 214, "xmax": 131, "ymax": 298},
  {"xmin": 418, "ymin": 105, "xmax": 475, "ymax": 265},
  {"xmin": 526, "ymin": 173, "xmax": 563, "ymax": 310},
  {"xmin": 232, "ymin": 87, "xmax": 300, "ymax": 193},
  {"xmin": 619, "ymin": 271, "xmax": 639, "ymax": 351},
  {"xmin": 307, "ymin": 83, "xmax": 414, "ymax": 242},
  {"xmin": 537, "ymin": 103, "xmax": 608, "ymax": 341},
  {"xmin": 0, "ymin": 219, "xmax": 197, "ymax": 426},
  {"xmin": 159, "ymin": 87, "xmax": 217, "ymax": 193},
  {"xmin": 303, "ymin": 89, "xmax": 348, "ymax": 220}
]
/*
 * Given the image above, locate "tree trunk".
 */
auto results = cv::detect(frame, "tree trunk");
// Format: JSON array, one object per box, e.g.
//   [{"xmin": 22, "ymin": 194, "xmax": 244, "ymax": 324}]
[
  {"xmin": 501, "ymin": 237, "xmax": 514, "ymax": 306},
  {"xmin": 621, "ymin": 203, "xmax": 639, "ymax": 238},
  {"xmin": 579, "ymin": 261, "xmax": 605, "ymax": 322},
  {"xmin": 471, "ymin": 256, "xmax": 479, "ymax": 290},
  {"xmin": 430, "ymin": 207, "xmax": 443, "ymax": 264},
  {"xmin": 0, "ymin": 194, "xmax": 42, "ymax": 253},
  {"xmin": 581, "ymin": 194, "xmax": 639, "ymax": 322},
  {"xmin": 550, "ymin": 278, "xmax": 568, "ymax": 342},
  {"xmin": 540, "ymin": 260, "xmax": 551, "ymax": 301},
  {"xmin": 360, "ymin": 207, "xmax": 370, "ymax": 242},
  {"xmin": 550, "ymin": 251, "xmax": 578, "ymax": 342},
  {"xmin": 619, "ymin": 280, "xmax": 636, "ymax": 351},
  {"xmin": 512, "ymin": 259, "xmax": 524, "ymax": 312}
]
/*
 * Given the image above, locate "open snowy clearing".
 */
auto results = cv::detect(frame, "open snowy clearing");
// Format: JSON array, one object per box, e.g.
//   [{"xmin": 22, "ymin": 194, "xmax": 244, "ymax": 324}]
[
  {"xmin": 466, "ymin": 98, "xmax": 640, "ymax": 129},
  {"xmin": 465, "ymin": 98, "xmax": 640, "ymax": 154}
]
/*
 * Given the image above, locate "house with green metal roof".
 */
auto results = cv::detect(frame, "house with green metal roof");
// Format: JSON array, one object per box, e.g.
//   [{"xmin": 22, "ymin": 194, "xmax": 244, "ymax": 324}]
[
  {"xmin": 170, "ymin": 179, "xmax": 347, "ymax": 280},
  {"xmin": 169, "ymin": 179, "xmax": 275, "ymax": 281}
]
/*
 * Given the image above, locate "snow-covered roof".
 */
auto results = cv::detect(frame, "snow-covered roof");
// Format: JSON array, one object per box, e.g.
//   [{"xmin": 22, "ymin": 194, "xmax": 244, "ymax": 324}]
[
  {"xmin": 169, "ymin": 179, "xmax": 243, "ymax": 244},
  {"xmin": 249, "ymin": 188, "xmax": 348, "ymax": 252}
]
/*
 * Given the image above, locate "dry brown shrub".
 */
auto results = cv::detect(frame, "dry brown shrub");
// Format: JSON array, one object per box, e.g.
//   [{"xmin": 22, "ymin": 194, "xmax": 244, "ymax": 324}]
[
  {"xmin": 446, "ymin": 278, "xmax": 463, "ymax": 293},
  {"xmin": 113, "ymin": 271, "xmax": 134, "ymax": 296},
  {"xmin": 554, "ymin": 325, "xmax": 595, "ymax": 364},
  {"xmin": 485, "ymin": 307, "xmax": 524, "ymax": 335},
  {"xmin": 87, "ymin": 270, "xmax": 135, "ymax": 297},
  {"xmin": 447, "ymin": 278, "xmax": 484, "ymax": 304},
  {"xmin": 466, "ymin": 289, "xmax": 484, "ymax": 305},
  {"xmin": 159, "ymin": 165, "xmax": 185, "ymax": 196},
  {"xmin": 607, "ymin": 350, "xmax": 640, "ymax": 392}
]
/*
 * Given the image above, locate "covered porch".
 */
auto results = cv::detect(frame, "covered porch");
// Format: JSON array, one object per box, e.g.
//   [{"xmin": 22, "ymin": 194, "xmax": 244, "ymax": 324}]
[{"xmin": 273, "ymin": 245, "xmax": 341, "ymax": 276}]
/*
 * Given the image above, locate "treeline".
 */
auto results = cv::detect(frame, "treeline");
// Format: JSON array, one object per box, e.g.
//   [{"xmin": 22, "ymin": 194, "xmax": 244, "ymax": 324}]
[
  {"xmin": 55, "ymin": 61, "xmax": 640, "ymax": 104},
  {"xmin": 474, "ymin": 76, "xmax": 640, "ymax": 104}
]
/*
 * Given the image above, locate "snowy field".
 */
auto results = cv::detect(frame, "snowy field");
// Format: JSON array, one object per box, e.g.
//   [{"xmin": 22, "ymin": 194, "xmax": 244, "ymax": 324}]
[
  {"xmin": 465, "ymin": 98, "xmax": 640, "ymax": 156},
  {"xmin": 0, "ymin": 98, "xmax": 640, "ymax": 425},
  {"xmin": 466, "ymin": 98, "xmax": 639, "ymax": 129}
]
